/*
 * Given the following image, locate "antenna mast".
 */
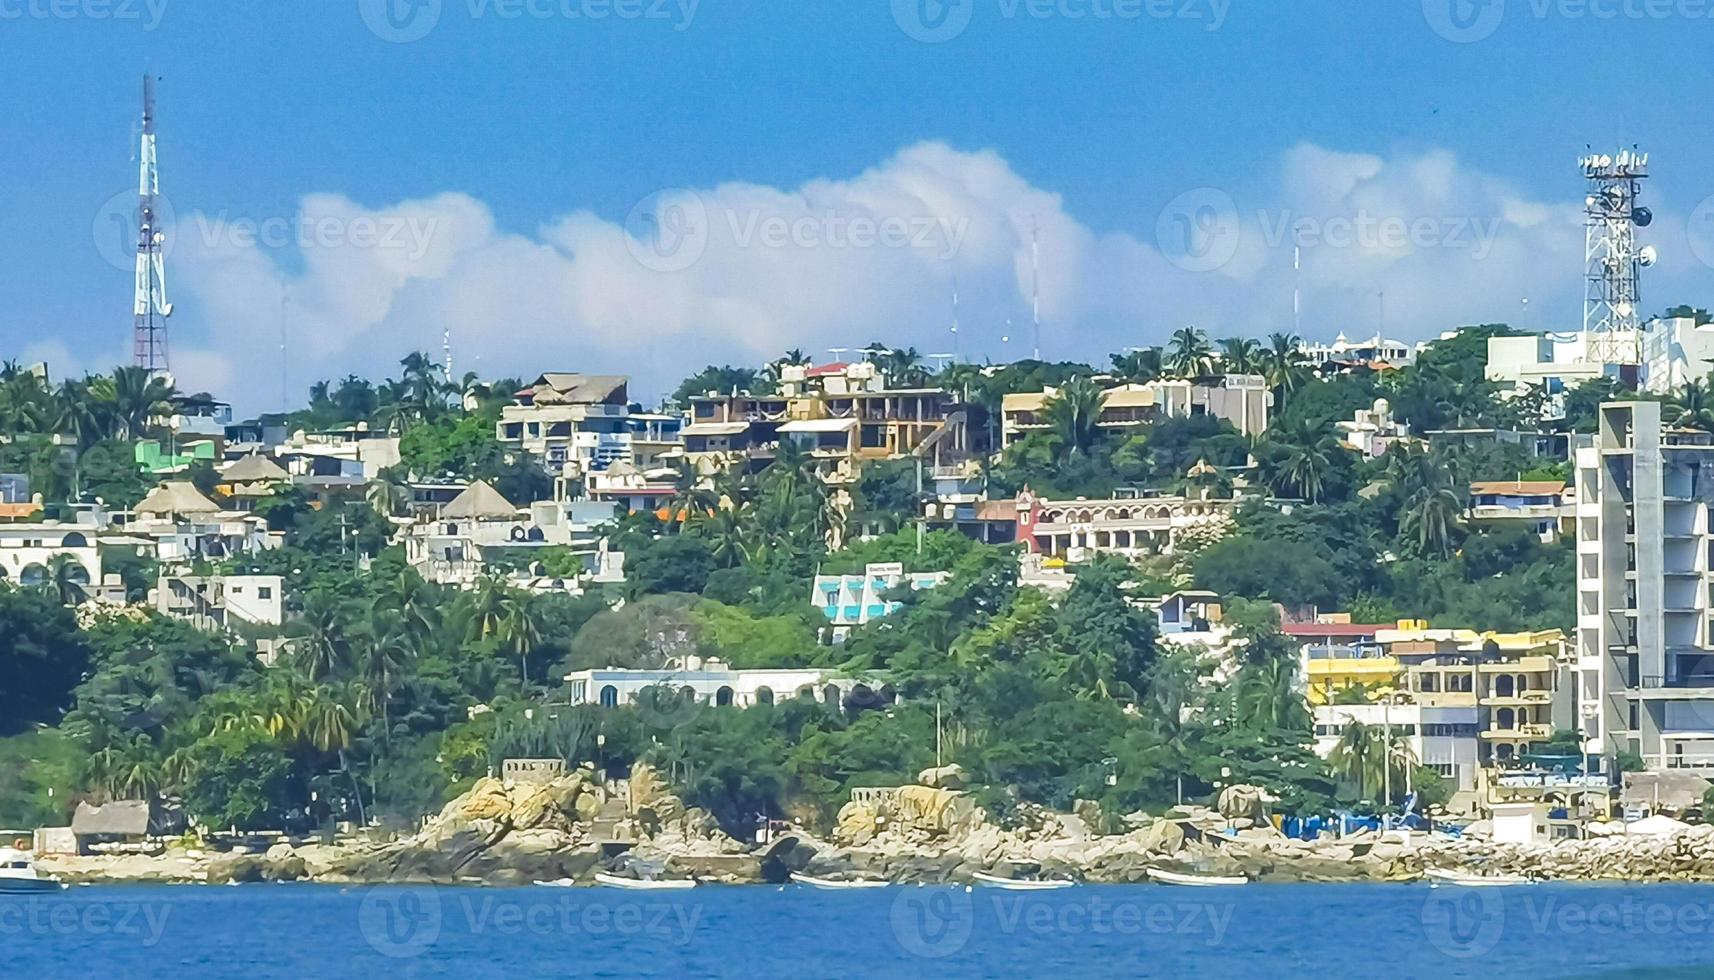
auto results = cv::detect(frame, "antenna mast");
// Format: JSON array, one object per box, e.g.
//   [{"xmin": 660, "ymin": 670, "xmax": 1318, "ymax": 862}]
[
  {"xmin": 1030, "ymin": 216, "xmax": 1041, "ymax": 360},
  {"xmin": 1581, "ymin": 148, "xmax": 1652, "ymax": 366},
  {"xmin": 133, "ymin": 75, "xmax": 173, "ymax": 375}
]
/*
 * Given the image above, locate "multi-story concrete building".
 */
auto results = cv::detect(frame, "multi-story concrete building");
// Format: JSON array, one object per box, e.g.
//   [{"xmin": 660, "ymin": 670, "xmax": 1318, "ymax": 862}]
[
  {"xmin": 810, "ymin": 562, "xmax": 949, "ymax": 643},
  {"xmin": 1467, "ymin": 480, "xmax": 1574, "ymax": 542},
  {"xmin": 1577, "ymin": 401, "xmax": 1714, "ymax": 772},
  {"xmin": 1000, "ymin": 376, "xmax": 1270, "ymax": 449},
  {"xmin": 1298, "ymin": 332, "xmax": 1417, "ymax": 370},
  {"xmin": 1013, "ymin": 489, "xmax": 1237, "ymax": 561},
  {"xmin": 0, "ymin": 521, "xmax": 101, "ymax": 592},
  {"xmin": 496, "ymin": 374, "xmax": 634, "ymax": 476},
  {"xmin": 153, "ymin": 573, "xmax": 284, "ymax": 632}
]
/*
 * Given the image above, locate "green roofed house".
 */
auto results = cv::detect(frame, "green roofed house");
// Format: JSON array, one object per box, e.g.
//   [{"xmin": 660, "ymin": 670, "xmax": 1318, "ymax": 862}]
[{"xmin": 135, "ymin": 438, "xmax": 218, "ymax": 476}]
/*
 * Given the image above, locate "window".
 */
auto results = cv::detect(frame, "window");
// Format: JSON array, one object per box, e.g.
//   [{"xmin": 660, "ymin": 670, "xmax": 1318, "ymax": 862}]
[{"xmin": 258, "ymin": 587, "xmax": 272, "ymax": 600}]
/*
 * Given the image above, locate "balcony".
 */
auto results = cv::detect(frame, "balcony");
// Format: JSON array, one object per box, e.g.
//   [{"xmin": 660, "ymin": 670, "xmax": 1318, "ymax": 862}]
[
  {"xmin": 1647, "ymin": 754, "xmax": 1714, "ymax": 773},
  {"xmin": 1482, "ymin": 724, "xmax": 1553, "ymax": 740}
]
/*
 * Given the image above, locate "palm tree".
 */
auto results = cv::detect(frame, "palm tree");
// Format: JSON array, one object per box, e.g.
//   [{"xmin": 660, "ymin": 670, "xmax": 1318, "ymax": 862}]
[
  {"xmin": 665, "ymin": 459, "xmax": 716, "ymax": 532},
  {"xmin": 1218, "ymin": 337, "xmax": 1263, "ymax": 376},
  {"xmin": 99, "ymin": 366, "xmax": 177, "ymax": 441},
  {"xmin": 692, "ymin": 501, "xmax": 753, "ymax": 567},
  {"xmin": 364, "ymin": 474, "xmax": 410, "ymax": 519},
  {"xmin": 1166, "ymin": 327, "xmax": 1213, "ymax": 377},
  {"xmin": 44, "ymin": 553, "xmax": 92, "ymax": 605},
  {"xmin": 1265, "ymin": 422, "xmax": 1336, "ymax": 503},
  {"xmin": 301, "ymin": 685, "xmax": 367, "ymax": 826},
  {"xmin": 397, "ymin": 351, "xmax": 448, "ymax": 425},
  {"xmin": 498, "ymin": 592, "xmax": 545, "ymax": 687},
  {"xmin": 1043, "ymin": 376, "xmax": 1107, "ymax": 458},
  {"xmin": 1262, "ymin": 332, "xmax": 1309, "ymax": 404},
  {"xmin": 1328, "ymin": 719, "xmax": 1389, "ymax": 801},
  {"xmin": 355, "ymin": 613, "xmax": 413, "ymax": 737},
  {"xmin": 1402, "ymin": 485, "xmax": 1463, "ymax": 558},
  {"xmin": 1109, "ymin": 348, "xmax": 1163, "ymax": 384},
  {"xmin": 286, "ymin": 588, "xmax": 352, "ymax": 681},
  {"xmin": 1672, "ymin": 378, "xmax": 1714, "ymax": 432}
]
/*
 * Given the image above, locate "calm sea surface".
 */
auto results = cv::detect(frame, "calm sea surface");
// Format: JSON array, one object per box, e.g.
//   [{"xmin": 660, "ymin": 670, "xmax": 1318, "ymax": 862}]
[{"xmin": 6, "ymin": 881, "xmax": 1714, "ymax": 978}]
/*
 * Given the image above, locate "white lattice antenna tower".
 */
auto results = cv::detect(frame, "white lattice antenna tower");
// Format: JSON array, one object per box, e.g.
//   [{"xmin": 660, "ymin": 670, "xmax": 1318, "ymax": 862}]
[
  {"xmin": 1581, "ymin": 148, "xmax": 1654, "ymax": 365},
  {"xmin": 133, "ymin": 74, "xmax": 174, "ymax": 374}
]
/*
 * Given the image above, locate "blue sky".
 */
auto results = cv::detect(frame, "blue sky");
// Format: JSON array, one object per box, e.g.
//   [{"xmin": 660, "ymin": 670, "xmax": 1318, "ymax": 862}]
[{"xmin": 2, "ymin": 0, "xmax": 1710, "ymax": 410}]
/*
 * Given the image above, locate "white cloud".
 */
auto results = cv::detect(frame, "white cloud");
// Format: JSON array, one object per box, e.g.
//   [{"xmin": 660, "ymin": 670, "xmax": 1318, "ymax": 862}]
[{"xmin": 161, "ymin": 140, "xmax": 1666, "ymax": 412}]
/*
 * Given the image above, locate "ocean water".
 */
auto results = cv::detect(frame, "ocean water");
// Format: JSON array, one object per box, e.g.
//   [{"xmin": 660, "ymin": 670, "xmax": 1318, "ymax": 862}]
[{"xmin": 6, "ymin": 881, "xmax": 1714, "ymax": 979}]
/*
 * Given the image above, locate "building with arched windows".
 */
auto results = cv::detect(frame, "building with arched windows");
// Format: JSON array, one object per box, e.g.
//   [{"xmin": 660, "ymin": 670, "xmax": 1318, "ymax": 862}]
[
  {"xmin": 1014, "ymin": 489, "xmax": 1238, "ymax": 560},
  {"xmin": 0, "ymin": 522, "xmax": 102, "ymax": 595},
  {"xmin": 563, "ymin": 661, "xmax": 863, "ymax": 713}
]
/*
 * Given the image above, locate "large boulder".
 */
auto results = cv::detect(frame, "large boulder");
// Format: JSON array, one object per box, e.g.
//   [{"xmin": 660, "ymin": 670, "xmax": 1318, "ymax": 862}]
[
  {"xmin": 1137, "ymin": 819, "xmax": 1186, "ymax": 855},
  {"xmin": 445, "ymin": 777, "xmax": 513, "ymax": 824},
  {"xmin": 918, "ymin": 764, "xmax": 969, "ymax": 791},
  {"xmin": 834, "ymin": 801, "xmax": 879, "ymax": 846},
  {"xmin": 512, "ymin": 777, "xmax": 585, "ymax": 832},
  {"xmin": 1216, "ymin": 784, "xmax": 1275, "ymax": 822},
  {"xmin": 630, "ymin": 764, "xmax": 669, "ymax": 810}
]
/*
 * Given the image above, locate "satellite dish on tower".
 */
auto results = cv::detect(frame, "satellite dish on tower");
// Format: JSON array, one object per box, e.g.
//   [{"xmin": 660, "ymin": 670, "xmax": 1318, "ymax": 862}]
[
  {"xmin": 1640, "ymin": 245, "xmax": 1659, "ymax": 267},
  {"xmin": 1633, "ymin": 206, "xmax": 1653, "ymax": 227}
]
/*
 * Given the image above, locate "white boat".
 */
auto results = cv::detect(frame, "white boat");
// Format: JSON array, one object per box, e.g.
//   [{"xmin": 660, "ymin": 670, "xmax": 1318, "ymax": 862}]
[
  {"xmin": 1425, "ymin": 868, "xmax": 1530, "ymax": 887},
  {"xmin": 789, "ymin": 872, "xmax": 891, "ymax": 889},
  {"xmin": 534, "ymin": 878, "xmax": 578, "ymax": 888},
  {"xmin": 593, "ymin": 871, "xmax": 696, "ymax": 890},
  {"xmin": 1144, "ymin": 867, "xmax": 1249, "ymax": 887},
  {"xmin": 0, "ymin": 848, "xmax": 65, "ymax": 894},
  {"xmin": 972, "ymin": 870, "xmax": 1075, "ymax": 890}
]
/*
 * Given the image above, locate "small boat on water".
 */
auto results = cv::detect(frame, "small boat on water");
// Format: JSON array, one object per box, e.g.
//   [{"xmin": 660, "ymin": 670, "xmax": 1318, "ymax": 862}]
[
  {"xmin": 593, "ymin": 871, "xmax": 697, "ymax": 890},
  {"xmin": 534, "ymin": 878, "xmax": 577, "ymax": 888},
  {"xmin": 0, "ymin": 848, "xmax": 65, "ymax": 894},
  {"xmin": 789, "ymin": 872, "xmax": 891, "ymax": 890},
  {"xmin": 1144, "ymin": 867, "xmax": 1249, "ymax": 887},
  {"xmin": 1425, "ymin": 868, "xmax": 1530, "ymax": 887},
  {"xmin": 972, "ymin": 871, "xmax": 1075, "ymax": 890}
]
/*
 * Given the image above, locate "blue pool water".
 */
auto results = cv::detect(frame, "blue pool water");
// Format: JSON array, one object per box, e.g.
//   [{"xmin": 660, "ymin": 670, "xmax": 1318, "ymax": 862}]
[{"xmin": 6, "ymin": 882, "xmax": 1714, "ymax": 978}]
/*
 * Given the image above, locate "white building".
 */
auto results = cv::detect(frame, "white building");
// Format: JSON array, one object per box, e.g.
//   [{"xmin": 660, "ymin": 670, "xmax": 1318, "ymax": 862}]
[
  {"xmin": 1298, "ymin": 332, "xmax": 1416, "ymax": 368},
  {"xmin": 810, "ymin": 562, "xmax": 950, "ymax": 642},
  {"xmin": 0, "ymin": 521, "xmax": 100, "ymax": 592},
  {"xmin": 496, "ymin": 374, "xmax": 634, "ymax": 476},
  {"xmin": 1486, "ymin": 331, "xmax": 1630, "ymax": 417},
  {"xmin": 1335, "ymin": 398, "xmax": 1416, "ymax": 458},
  {"xmin": 1642, "ymin": 315, "xmax": 1714, "ymax": 395},
  {"xmin": 401, "ymin": 480, "xmax": 621, "ymax": 591},
  {"xmin": 154, "ymin": 573, "xmax": 284, "ymax": 632},
  {"xmin": 1312, "ymin": 700, "xmax": 1482, "ymax": 793},
  {"xmin": 1576, "ymin": 401, "xmax": 1714, "ymax": 773},
  {"xmin": 116, "ymin": 482, "xmax": 277, "ymax": 565},
  {"xmin": 1467, "ymin": 480, "xmax": 1574, "ymax": 542},
  {"xmin": 564, "ymin": 661, "xmax": 860, "ymax": 710}
]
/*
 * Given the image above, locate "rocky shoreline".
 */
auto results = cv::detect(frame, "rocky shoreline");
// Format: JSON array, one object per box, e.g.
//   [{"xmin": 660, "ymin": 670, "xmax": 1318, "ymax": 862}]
[{"xmin": 37, "ymin": 768, "xmax": 1714, "ymax": 888}]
